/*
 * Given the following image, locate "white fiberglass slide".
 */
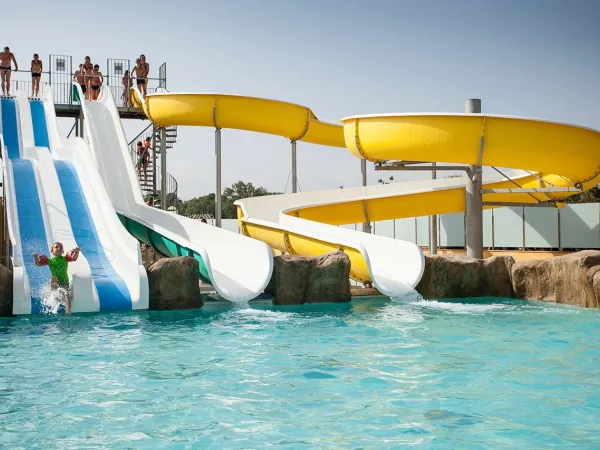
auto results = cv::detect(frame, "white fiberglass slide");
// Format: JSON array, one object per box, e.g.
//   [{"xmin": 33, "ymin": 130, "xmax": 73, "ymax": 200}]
[
  {"xmin": 235, "ymin": 180, "xmax": 449, "ymax": 295},
  {"xmin": 38, "ymin": 90, "xmax": 148, "ymax": 312},
  {"xmin": 76, "ymin": 84, "xmax": 272, "ymax": 302},
  {"xmin": 14, "ymin": 91, "xmax": 98, "ymax": 313}
]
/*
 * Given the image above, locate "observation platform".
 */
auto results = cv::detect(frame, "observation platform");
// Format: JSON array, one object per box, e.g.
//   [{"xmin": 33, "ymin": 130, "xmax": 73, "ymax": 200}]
[{"xmin": 7, "ymin": 53, "xmax": 167, "ymax": 121}]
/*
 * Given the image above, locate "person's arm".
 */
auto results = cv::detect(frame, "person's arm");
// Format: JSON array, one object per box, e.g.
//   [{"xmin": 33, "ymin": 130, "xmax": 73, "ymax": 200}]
[
  {"xmin": 33, "ymin": 253, "xmax": 48, "ymax": 266},
  {"xmin": 66, "ymin": 247, "xmax": 80, "ymax": 262},
  {"xmin": 12, "ymin": 54, "xmax": 18, "ymax": 72}
]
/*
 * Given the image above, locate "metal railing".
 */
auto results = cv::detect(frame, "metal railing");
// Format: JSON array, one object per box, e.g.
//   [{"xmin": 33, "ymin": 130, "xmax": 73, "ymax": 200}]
[
  {"xmin": 4, "ymin": 55, "xmax": 167, "ymax": 107},
  {"xmin": 128, "ymin": 125, "xmax": 179, "ymax": 211}
]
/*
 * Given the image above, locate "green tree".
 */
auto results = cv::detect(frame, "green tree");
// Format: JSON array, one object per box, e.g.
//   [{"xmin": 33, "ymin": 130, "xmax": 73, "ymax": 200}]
[
  {"xmin": 177, "ymin": 181, "xmax": 280, "ymax": 219},
  {"xmin": 222, "ymin": 181, "xmax": 280, "ymax": 219},
  {"xmin": 566, "ymin": 186, "xmax": 600, "ymax": 204}
]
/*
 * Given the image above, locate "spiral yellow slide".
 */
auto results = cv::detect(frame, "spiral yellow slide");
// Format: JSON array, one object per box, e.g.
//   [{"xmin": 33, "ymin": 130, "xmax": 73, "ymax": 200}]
[{"xmin": 131, "ymin": 89, "xmax": 600, "ymax": 293}]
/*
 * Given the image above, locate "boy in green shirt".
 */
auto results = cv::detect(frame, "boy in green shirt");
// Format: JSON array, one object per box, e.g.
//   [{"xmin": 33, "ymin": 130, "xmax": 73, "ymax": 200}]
[{"xmin": 33, "ymin": 242, "xmax": 81, "ymax": 315}]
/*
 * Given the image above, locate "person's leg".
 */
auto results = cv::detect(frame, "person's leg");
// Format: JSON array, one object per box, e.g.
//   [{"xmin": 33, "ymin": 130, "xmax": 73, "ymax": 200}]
[
  {"xmin": 1, "ymin": 71, "xmax": 6, "ymax": 96},
  {"xmin": 35, "ymin": 77, "xmax": 40, "ymax": 97},
  {"xmin": 64, "ymin": 286, "xmax": 72, "ymax": 316},
  {"xmin": 5, "ymin": 70, "xmax": 11, "ymax": 96},
  {"xmin": 143, "ymin": 159, "xmax": 148, "ymax": 181}
]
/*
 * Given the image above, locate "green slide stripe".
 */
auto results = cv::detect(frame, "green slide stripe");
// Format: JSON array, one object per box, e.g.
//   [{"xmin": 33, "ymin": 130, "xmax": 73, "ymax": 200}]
[{"xmin": 118, "ymin": 214, "xmax": 211, "ymax": 284}]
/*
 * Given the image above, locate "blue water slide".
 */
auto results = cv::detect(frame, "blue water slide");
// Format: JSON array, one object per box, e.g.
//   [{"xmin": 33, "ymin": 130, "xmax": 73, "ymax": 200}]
[
  {"xmin": 1, "ymin": 98, "xmax": 51, "ymax": 313},
  {"xmin": 29, "ymin": 100, "xmax": 132, "ymax": 311}
]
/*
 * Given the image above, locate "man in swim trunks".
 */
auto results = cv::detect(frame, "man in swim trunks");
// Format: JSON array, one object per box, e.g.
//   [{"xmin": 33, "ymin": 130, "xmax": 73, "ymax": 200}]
[
  {"xmin": 89, "ymin": 64, "xmax": 103, "ymax": 101},
  {"xmin": 33, "ymin": 242, "xmax": 81, "ymax": 315},
  {"xmin": 132, "ymin": 56, "xmax": 148, "ymax": 99},
  {"xmin": 136, "ymin": 140, "xmax": 150, "ymax": 181},
  {"xmin": 30, "ymin": 53, "xmax": 43, "ymax": 98},
  {"xmin": 0, "ymin": 47, "xmax": 18, "ymax": 96}
]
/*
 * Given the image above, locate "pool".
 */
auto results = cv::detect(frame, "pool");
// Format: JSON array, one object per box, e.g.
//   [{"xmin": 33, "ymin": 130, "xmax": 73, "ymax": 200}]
[{"xmin": 1, "ymin": 295, "xmax": 599, "ymax": 448}]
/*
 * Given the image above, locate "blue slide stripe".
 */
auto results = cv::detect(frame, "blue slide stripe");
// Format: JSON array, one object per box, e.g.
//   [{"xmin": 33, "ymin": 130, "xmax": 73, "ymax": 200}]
[
  {"xmin": 54, "ymin": 161, "xmax": 132, "ymax": 311},
  {"xmin": 28, "ymin": 99, "xmax": 133, "ymax": 312},
  {"xmin": 1, "ymin": 98, "xmax": 50, "ymax": 313},
  {"xmin": 29, "ymin": 100, "xmax": 50, "ymax": 149}
]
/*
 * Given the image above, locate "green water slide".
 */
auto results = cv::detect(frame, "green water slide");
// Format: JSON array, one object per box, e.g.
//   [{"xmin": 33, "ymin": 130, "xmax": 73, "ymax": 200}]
[{"xmin": 118, "ymin": 214, "xmax": 212, "ymax": 284}]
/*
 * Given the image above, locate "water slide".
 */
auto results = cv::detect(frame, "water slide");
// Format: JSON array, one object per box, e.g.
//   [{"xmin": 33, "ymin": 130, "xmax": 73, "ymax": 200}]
[
  {"xmin": 130, "ymin": 89, "xmax": 600, "ymax": 295},
  {"xmin": 74, "ymin": 84, "xmax": 272, "ymax": 302},
  {"xmin": 0, "ymin": 89, "xmax": 147, "ymax": 314}
]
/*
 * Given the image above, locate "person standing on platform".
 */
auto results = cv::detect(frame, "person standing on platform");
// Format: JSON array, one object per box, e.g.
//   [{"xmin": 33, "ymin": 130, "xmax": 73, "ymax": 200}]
[
  {"xmin": 0, "ymin": 47, "xmax": 18, "ymax": 96},
  {"xmin": 30, "ymin": 53, "xmax": 43, "ymax": 98}
]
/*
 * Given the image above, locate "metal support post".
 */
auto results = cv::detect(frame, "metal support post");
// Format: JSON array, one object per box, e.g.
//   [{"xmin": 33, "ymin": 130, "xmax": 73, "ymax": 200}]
[
  {"xmin": 361, "ymin": 159, "xmax": 371, "ymax": 233},
  {"xmin": 430, "ymin": 162, "xmax": 438, "ymax": 255},
  {"xmin": 152, "ymin": 127, "xmax": 158, "ymax": 195},
  {"xmin": 291, "ymin": 140, "xmax": 297, "ymax": 194},
  {"xmin": 79, "ymin": 113, "xmax": 84, "ymax": 138},
  {"xmin": 160, "ymin": 127, "xmax": 167, "ymax": 211},
  {"xmin": 465, "ymin": 98, "xmax": 483, "ymax": 259},
  {"xmin": 215, "ymin": 128, "xmax": 222, "ymax": 227},
  {"xmin": 74, "ymin": 117, "xmax": 79, "ymax": 137}
]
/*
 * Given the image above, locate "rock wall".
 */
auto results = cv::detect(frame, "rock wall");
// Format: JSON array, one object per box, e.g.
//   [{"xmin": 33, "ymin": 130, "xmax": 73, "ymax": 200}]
[
  {"xmin": 417, "ymin": 255, "xmax": 515, "ymax": 299},
  {"xmin": 147, "ymin": 256, "xmax": 204, "ymax": 310},
  {"xmin": 266, "ymin": 251, "xmax": 351, "ymax": 305},
  {"xmin": 511, "ymin": 250, "xmax": 600, "ymax": 308}
]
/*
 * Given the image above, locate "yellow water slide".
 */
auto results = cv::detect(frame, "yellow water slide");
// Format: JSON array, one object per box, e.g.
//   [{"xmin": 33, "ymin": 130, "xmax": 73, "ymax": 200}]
[{"xmin": 130, "ymin": 89, "xmax": 600, "ymax": 292}]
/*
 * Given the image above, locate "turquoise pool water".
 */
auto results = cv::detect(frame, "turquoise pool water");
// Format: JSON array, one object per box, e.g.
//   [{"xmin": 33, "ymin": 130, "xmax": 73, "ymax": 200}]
[{"xmin": 1, "ymin": 296, "xmax": 599, "ymax": 448}]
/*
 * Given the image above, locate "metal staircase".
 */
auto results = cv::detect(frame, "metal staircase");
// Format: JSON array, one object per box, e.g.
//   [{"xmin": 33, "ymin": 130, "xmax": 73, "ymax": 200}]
[{"xmin": 128, "ymin": 125, "xmax": 179, "ymax": 211}]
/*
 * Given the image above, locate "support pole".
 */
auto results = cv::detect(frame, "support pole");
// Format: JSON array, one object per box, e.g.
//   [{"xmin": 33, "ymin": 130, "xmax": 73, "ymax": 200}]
[
  {"xmin": 361, "ymin": 159, "xmax": 371, "ymax": 233},
  {"xmin": 79, "ymin": 113, "xmax": 84, "ymax": 138},
  {"xmin": 291, "ymin": 140, "xmax": 297, "ymax": 194},
  {"xmin": 465, "ymin": 98, "xmax": 483, "ymax": 259},
  {"xmin": 215, "ymin": 128, "xmax": 222, "ymax": 227},
  {"xmin": 74, "ymin": 117, "xmax": 79, "ymax": 137},
  {"xmin": 160, "ymin": 127, "xmax": 167, "ymax": 211},
  {"xmin": 152, "ymin": 127, "xmax": 158, "ymax": 195},
  {"xmin": 429, "ymin": 163, "xmax": 438, "ymax": 255}
]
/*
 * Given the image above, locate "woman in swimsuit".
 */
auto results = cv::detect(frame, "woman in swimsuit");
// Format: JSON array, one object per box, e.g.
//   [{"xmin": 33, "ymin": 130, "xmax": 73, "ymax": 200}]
[
  {"xmin": 121, "ymin": 70, "xmax": 132, "ymax": 106},
  {"xmin": 74, "ymin": 64, "xmax": 86, "ymax": 99},
  {"xmin": 89, "ymin": 64, "xmax": 103, "ymax": 101},
  {"xmin": 30, "ymin": 53, "xmax": 43, "ymax": 98},
  {"xmin": 82, "ymin": 56, "xmax": 94, "ymax": 100}
]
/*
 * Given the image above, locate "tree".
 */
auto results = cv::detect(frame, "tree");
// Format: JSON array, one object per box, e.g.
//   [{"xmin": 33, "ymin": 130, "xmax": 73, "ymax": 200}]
[
  {"xmin": 566, "ymin": 186, "xmax": 600, "ymax": 204},
  {"xmin": 221, "ymin": 181, "xmax": 280, "ymax": 219},
  {"xmin": 177, "ymin": 181, "xmax": 280, "ymax": 219},
  {"xmin": 177, "ymin": 193, "xmax": 215, "ymax": 216}
]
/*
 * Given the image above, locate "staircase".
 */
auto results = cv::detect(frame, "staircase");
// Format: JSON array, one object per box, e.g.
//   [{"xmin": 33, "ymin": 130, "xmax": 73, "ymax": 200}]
[{"xmin": 129, "ymin": 125, "xmax": 179, "ymax": 211}]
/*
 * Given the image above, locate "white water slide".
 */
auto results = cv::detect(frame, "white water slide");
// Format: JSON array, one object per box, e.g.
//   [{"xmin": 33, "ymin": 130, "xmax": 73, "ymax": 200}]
[
  {"xmin": 1, "ymin": 89, "xmax": 147, "ymax": 314},
  {"xmin": 75, "ymin": 85, "xmax": 273, "ymax": 301}
]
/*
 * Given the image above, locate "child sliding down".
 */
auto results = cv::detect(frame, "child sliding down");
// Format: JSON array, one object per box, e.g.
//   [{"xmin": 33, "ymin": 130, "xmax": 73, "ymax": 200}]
[{"xmin": 33, "ymin": 242, "xmax": 80, "ymax": 315}]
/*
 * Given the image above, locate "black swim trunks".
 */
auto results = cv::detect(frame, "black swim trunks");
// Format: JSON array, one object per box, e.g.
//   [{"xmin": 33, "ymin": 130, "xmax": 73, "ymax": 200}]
[
  {"xmin": 31, "ymin": 73, "xmax": 41, "ymax": 78},
  {"xmin": 79, "ymin": 83, "xmax": 87, "ymax": 94},
  {"xmin": 136, "ymin": 79, "xmax": 145, "ymax": 85},
  {"xmin": 0, "ymin": 66, "xmax": 10, "ymax": 71},
  {"xmin": 91, "ymin": 85, "xmax": 99, "ymax": 91}
]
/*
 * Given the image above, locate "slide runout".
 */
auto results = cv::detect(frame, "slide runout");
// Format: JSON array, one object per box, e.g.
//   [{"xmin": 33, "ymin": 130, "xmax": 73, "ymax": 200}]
[
  {"xmin": 79, "ymin": 84, "xmax": 273, "ymax": 302},
  {"xmin": 37, "ymin": 91, "xmax": 148, "ymax": 311}
]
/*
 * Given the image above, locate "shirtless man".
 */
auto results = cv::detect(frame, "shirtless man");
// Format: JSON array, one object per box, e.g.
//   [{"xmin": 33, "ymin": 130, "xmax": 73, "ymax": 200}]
[
  {"xmin": 0, "ymin": 47, "xmax": 18, "ymax": 96},
  {"xmin": 30, "ymin": 53, "xmax": 43, "ymax": 97},
  {"xmin": 89, "ymin": 64, "xmax": 103, "ymax": 101},
  {"xmin": 133, "ymin": 55, "xmax": 149, "ymax": 98}
]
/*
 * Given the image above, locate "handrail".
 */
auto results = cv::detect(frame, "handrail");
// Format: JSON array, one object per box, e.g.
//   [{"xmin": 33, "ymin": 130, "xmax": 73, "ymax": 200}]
[{"xmin": 128, "ymin": 123, "xmax": 154, "ymax": 147}]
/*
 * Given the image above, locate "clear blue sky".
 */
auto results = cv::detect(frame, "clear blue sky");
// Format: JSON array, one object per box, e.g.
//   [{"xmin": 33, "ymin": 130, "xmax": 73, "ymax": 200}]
[{"xmin": 4, "ymin": 0, "xmax": 600, "ymax": 199}]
